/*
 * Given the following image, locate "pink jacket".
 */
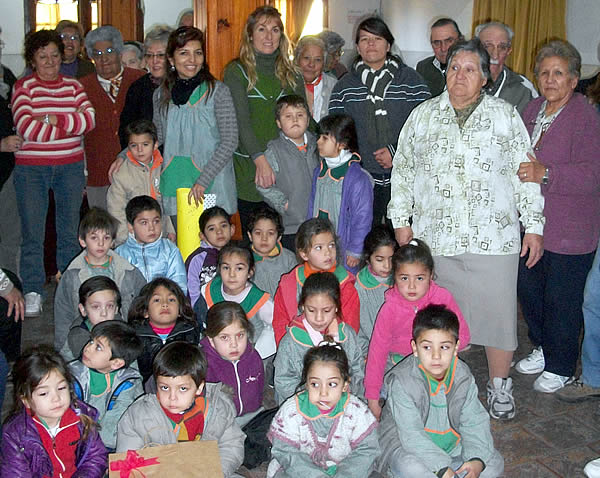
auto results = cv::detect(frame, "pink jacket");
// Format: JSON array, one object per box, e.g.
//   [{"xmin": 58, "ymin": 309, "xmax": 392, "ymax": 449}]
[{"xmin": 364, "ymin": 281, "xmax": 470, "ymax": 400}]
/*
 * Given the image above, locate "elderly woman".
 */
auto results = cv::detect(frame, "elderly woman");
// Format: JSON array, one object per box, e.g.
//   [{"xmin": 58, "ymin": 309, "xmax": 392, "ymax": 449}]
[
  {"xmin": 79, "ymin": 26, "xmax": 144, "ymax": 209},
  {"xmin": 12, "ymin": 30, "xmax": 95, "ymax": 316},
  {"xmin": 118, "ymin": 25, "xmax": 172, "ymax": 149},
  {"xmin": 121, "ymin": 41, "xmax": 145, "ymax": 70},
  {"xmin": 329, "ymin": 17, "xmax": 430, "ymax": 226},
  {"xmin": 56, "ymin": 20, "xmax": 95, "ymax": 78},
  {"xmin": 317, "ymin": 30, "xmax": 347, "ymax": 79},
  {"xmin": 515, "ymin": 41, "xmax": 600, "ymax": 394},
  {"xmin": 224, "ymin": 6, "xmax": 304, "ymax": 234},
  {"xmin": 388, "ymin": 39, "xmax": 545, "ymax": 420},
  {"xmin": 295, "ymin": 35, "xmax": 336, "ymax": 122}
]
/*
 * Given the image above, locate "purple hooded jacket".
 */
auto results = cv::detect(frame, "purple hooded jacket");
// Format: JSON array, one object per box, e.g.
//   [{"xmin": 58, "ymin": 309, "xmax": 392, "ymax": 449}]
[
  {"xmin": 200, "ymin": 336, "xmax": 264, "ymax": 416},
  {"xmin": 0, "ymin": 399, "xmax": 108, "ymax": 478},
  {"xmin": 307, "ymin": 158, "xmax": 374, "ymax": 275}
]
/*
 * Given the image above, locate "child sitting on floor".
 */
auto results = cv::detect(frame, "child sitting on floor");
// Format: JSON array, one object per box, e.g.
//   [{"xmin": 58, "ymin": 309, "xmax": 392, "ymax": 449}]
[
  {"xmin": 116, "ymin": 341, "xmax": 246, "ymax": 477},
  {"xmin": 69, "ymin": 320, "xmax": 143, "ymax": 450},
  {"xmin": 376, "ymin": 305, "xmax": 503, "ymax": 478}
]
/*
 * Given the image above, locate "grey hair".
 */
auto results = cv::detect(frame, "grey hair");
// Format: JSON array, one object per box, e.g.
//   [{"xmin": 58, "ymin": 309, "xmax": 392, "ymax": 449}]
[
  {"xmin": 144, "ymin": 25, "xmax": 173, "ymax": 51},
  {"xmin": 317, "ymin": 30, "xmax": 345, "ymax": 54},
  {"xmin": 295, "ymin": 35, "xmax": 327, "ymax": 66},
  {"xmin": 534, "ymin": 40, "xmax": 581, "ymax": 79},
  {"xmin": 85, "ymin": 26, "xmax": 124, "ymax": 57},
  {"xmin": 447, "ymin": 38, "xmax": 491, "ymax": 81},
  {"xmin": 122, "ymin": 42, "xmax": 143, "ymax": 60},
  {"xmin": 474, "ymin": 21, "xmax": 514, "ymax": 45},
  {"xmin": 177, "ymin": 9, "xmax": 194, "ymax": 27}
]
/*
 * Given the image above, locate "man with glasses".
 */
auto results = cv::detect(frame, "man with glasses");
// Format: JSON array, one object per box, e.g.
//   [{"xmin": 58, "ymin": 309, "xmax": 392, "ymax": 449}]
[
  {"xmin": 80, "ymin": 26, "xmax": 144, "ymax": 209},
  {"xmin": 416, "ymin": 18, "xmax": 462, "ymax": 97},
  {"xmin": 475, "ymin": 21, "xmax": 538, "ymax": 114}
]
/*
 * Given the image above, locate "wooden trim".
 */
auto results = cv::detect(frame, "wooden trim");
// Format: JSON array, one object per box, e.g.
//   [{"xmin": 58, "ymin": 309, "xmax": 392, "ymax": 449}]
[
  {"xmin": 323, "ymin": 0, "xmax": 329, "ymax": 28},
  {"xmin": 24, "ymin": 0, "xmax": 36, "ymax": 35},
  {"xmin": 195, "ymin": 0, "xmax": 207, "ymax": 31}
]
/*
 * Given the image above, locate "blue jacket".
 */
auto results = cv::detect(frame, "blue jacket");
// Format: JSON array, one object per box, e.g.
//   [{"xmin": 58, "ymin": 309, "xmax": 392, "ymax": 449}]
[{"xmin": 116, "ymin": 234, "xmax": 187, "ymax": 294}]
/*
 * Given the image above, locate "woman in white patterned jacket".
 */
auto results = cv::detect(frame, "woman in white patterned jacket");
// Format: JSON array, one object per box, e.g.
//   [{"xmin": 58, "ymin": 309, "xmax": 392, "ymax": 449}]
[{"xmin": 387, "ymin": 38, "xmax": 545, "ymax": 422}]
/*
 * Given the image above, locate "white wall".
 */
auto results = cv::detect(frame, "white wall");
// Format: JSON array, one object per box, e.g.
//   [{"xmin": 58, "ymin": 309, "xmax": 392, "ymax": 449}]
[
  {"xmin": 382, "ymin": 0, "xmax": 473, "ymax": 68},
  {"xmin": 143, "ymin": 0, "xmax": 192, "ymax": 32},
  {"xmin": 567, "ymin": 0, "xmax": 600, "ymax": 77},
  {"xmin": 1, "ymin": 2, "xmax": 26, "ymax": 76}
]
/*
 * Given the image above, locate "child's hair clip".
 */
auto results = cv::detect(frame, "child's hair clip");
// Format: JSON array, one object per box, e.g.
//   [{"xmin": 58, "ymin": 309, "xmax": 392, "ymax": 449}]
[
  {"xmin": 409, "ymin": 239, "xmax": 419, "ymax": 246},
  {"xmin": 318, "ymin": 339, "xmax": 342, "ymax": 350}
]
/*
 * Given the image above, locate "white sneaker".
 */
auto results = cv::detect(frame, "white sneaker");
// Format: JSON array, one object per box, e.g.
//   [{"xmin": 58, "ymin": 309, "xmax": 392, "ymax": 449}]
[
  {"xmin": 24, "ymin": 292, "xmax": 42, "ymax": 317},
  {"xmin": 486, "ymin": 377, "xmax": 516, "ymax": 420},
  {"xmin": 585, "ymin": 457, "xmax": 600, "ymax": 478},
  {"xmin": 515, "ymin": 346, "xmax": 545, "ymax": 374},
  {"xmin": 533, "ymin": 371, "xmax": 574, "ymax": 393}
]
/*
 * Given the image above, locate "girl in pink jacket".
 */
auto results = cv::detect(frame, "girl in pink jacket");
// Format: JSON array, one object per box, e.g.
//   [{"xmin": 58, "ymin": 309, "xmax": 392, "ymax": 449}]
[{"xmin": 364, "ymin": 239, "xmax": 470, "ymax": 419}]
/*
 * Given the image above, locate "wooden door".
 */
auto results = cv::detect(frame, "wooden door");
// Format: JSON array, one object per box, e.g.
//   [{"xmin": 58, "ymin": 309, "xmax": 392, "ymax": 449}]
[
  {"xmin": 98, "ymin": 0, "xmax": 144, "ymax": 41},
  {"xmin": 195, "ymin": 0, "xmax": 266, "ymax": 80}
]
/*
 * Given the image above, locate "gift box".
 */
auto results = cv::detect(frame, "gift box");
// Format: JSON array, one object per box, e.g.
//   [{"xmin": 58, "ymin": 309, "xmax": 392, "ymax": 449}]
[
  {"xmin": 109, "ymin": 441, "xmax": 223, "ymax": 477},
  {"xmin": 176, "ymin": 187, "xmax": 217, "ymax": 262}
]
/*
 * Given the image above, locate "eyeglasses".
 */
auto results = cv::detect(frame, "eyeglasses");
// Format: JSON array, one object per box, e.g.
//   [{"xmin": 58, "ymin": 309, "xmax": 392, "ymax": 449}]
[
  {"xmin": 59, "ymin": 33, "xmax": 81, "ymax": 42},
  {"xmin": 431, "ymin": 37, "xmax": 458, "ymax": 49},
  {"xmin": 482, "ymin": 42, "xmax": 511, "ymax": 53},
  {"xmin": 144, "ymin": 53, "xmax": 166, "ymax": 61},
  {"xmin": 92, "ymin": 47, "xmax": 117, "ymax": 58}
]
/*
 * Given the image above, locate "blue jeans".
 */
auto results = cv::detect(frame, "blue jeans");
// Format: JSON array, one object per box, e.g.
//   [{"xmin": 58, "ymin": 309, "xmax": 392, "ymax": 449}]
[
  {"xmin": 582, "ymin": 242, "xmax": 600, "ymax": 387},
  {"xmin": 517, "ymin": 249, "xmax": 594, "ymax": 377},
  {"xmin": 14, "ymin": 162, "xmax": 85, "ymax": 294}
]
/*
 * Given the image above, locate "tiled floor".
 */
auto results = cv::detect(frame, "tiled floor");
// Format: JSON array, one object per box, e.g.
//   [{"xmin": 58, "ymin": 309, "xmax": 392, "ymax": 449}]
[{"xmin": 4, "ymin": 283, "xmax": 599, "ymax": 477}]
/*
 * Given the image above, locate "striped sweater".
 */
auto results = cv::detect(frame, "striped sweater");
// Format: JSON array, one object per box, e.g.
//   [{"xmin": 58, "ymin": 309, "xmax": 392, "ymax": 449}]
[{"xmin": 12, "ymin": 73, "xmax": 96, "ymax": 166}]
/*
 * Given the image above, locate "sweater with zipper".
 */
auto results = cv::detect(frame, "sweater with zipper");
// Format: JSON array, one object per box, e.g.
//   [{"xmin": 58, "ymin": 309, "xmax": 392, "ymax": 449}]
[
  {"xmin": 0, "ymin": 399, "xmax": 107, "ymax": 478},
  {"xmin": 133, "ymin": 318, "xmax": 200, "ymax": 383},
  {"xmin": 200, "ymin": 336, "xmax": 264, "ymax": 416}
]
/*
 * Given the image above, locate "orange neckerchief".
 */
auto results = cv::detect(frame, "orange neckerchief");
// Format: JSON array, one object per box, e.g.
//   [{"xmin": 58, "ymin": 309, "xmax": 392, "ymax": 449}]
[
  {"xmin": 162, "ymin": 395, "xmax": 206, "ymax": 442},
  {"xmin": 303, "ymin": 261, "xmax": 337, "ymax": 279},
  {"xmin": 126, "ymin": 149, "xmax": 163, "ymax": 199}
]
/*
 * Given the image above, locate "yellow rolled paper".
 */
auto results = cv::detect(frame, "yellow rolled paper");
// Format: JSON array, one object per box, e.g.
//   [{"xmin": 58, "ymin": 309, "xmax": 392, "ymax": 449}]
[{"xmin": 176, "ymin": 188, "xmax": 203, "ymax": 262}]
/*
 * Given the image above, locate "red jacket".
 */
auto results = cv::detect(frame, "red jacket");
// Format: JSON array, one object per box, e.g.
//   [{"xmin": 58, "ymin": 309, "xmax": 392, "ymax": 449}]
[
  {"xmin": 273, "ymin": 264, "xmax": 360, "ymax": 345},
  {"xmin": 79, "ymin": 67, "xmax": 144, "ymax": 186}
]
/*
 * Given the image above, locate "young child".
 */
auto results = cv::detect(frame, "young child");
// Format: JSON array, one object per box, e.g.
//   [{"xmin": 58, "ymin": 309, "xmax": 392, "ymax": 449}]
[
  {"xmin": 59, "ymin": 276, "xmax": 122, "ymax": 362},
  {"xmin": 268, "ymin": 343, "xmax": 379, "ymax": 478},
  {"xmin": 1, "ymin": 346, "xmax": 107, "ymax": 477},
  {"xmin": 256, "ymin": 95, "xmax": 320, "ymax": 250},
  {"xmin": 186, "ymin": 206, "xmax": 235, "ymax": 308},
  {"xmin": 273, "ymin": 218, "xmax": 360, "ymax": 345},
  {"xmin": 107, "ymin": 119, "xmax": 175, "ymax": 245},
  {"xmin": 116, "ymin": 195, "xmax": 188, "ymax": 293},
  {"xmin": 248, "ymin": 205, "xmax": 297, "ymax": 297},
  {"xmin": 308, "ymin": 113, "xmax": 373, "ymax": 274},
  {"xmin": 355, "ymin": 225, "xmax": 396, "ymax": 357},
  {"xmin": 116, "ymin": 341, "xmax": 245, "ymax": 477},
  {"xmin": 69, "ymin": 321, "xmax": 144, "ymax": 450},
  {"xmin": 274, "ymin": 272, "xmax": 364, "ymax": 405},
  {"xmin": 128, "ymin": 278, "xmax": 200, "ymax": 384},
  {"xmin": 202, "ymin": 244, "xmax": 275, "ymax": 359},
  {"xmin": 54, "ymin": 207, "xmax": 147, "ymax": 351},
  {"xmin": 365, "ymin": 239, "xmax": 471, "ymax": 420},
  {"xmin": 200, "ymin": 302, "xmax": 264, "ymax": 423},
  {"xmin": 376, "ymin": 305, "xmax": 504, "ymax": 478}
]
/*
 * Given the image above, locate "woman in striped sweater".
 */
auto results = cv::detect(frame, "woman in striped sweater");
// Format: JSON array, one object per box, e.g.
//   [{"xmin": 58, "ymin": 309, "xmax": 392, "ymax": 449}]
[{"xmin": 12, "ymin": 29, "xmax": 96, "ymax": 317}]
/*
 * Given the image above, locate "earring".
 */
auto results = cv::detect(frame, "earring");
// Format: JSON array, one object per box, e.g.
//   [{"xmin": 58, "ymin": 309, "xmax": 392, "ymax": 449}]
[{"xmin": 170, "ymin": 65, "xmax": 175, "ymax": 71}]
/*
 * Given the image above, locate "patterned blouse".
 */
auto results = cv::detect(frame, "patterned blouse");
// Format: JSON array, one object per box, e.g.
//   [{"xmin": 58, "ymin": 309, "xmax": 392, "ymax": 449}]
[{"xmin": 388, "ymin": 91, "xmax": 545, "ymax": 256}]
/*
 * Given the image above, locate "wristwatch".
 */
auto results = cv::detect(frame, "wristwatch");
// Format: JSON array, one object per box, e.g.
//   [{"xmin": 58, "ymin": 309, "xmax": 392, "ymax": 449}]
[
  {"xmin": 43, "ymin": 114, "xmax": 50, "ymax": 124},
  {"xmin": 541, "ymin": 167, "xmax": 549, "ymax": 185}
]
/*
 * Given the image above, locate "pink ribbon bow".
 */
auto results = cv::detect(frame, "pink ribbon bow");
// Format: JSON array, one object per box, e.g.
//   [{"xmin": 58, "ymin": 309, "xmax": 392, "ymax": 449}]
[{"xmin": 109, "ymin": 450, "xmax": 160, "ymax": 477}]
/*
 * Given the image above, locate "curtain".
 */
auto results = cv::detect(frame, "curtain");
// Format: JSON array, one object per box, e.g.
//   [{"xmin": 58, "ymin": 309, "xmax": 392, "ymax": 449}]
[
  {"xmin": 472, "ymin": 0, "xmax": 566, "ymax": 83},
  {"xmin": 274, "ymin": 0, "xmax": 314, "ymax": 45}
]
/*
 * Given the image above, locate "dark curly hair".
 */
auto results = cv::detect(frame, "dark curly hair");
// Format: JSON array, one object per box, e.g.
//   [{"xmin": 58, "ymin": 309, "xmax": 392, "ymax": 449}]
[{"xmin": 24, "ymin": 29, "xmax": 65, "ymax": 69}]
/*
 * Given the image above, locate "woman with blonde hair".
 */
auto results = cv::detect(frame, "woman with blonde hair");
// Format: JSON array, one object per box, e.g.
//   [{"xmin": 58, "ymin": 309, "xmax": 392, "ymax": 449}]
[{"xmin": 224, "ymin": 6, "xmax": 305, "ymax": 235}]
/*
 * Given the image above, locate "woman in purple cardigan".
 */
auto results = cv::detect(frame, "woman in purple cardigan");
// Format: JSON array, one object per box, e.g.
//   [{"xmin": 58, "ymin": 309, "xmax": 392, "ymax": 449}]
[{"xmin": 516, "ymin": 40, "xmax": 600, "ymax": 394}]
